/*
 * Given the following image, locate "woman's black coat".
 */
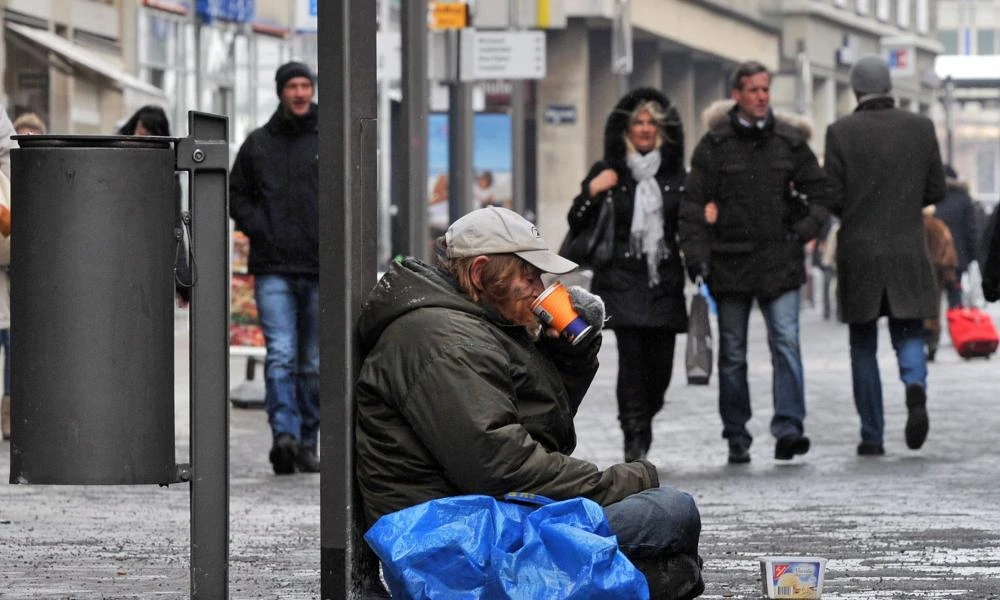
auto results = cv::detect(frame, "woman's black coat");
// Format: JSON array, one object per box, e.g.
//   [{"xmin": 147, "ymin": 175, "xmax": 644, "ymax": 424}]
[{"xmin": 567, "ymin": 88, "xmax": 688, "ymax": 332}]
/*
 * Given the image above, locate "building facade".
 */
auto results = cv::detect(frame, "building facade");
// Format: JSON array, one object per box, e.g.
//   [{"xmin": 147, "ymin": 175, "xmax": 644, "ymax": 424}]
[{"xmin": 2, "ymin": 0, "xmax": 317, "ymax": 144}]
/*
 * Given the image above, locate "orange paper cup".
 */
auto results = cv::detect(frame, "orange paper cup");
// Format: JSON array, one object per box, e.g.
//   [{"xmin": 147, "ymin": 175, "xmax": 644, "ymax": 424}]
[{"xmin": 530, "ymin": 282, "xmax": 593, "ymax": 345}]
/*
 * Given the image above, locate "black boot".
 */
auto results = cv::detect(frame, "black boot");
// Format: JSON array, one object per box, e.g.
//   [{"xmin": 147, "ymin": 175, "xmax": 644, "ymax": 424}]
[
  {"xmin": 623, "ymin": 420, "xmax": 653, "ymax": 462},
  {"xmin": 905, "ymin": 384, "xmax": 929, "ymax": 450},
  {"xmin": 631, "ymin": 554, "xmax": 705, "ymax": 600}
]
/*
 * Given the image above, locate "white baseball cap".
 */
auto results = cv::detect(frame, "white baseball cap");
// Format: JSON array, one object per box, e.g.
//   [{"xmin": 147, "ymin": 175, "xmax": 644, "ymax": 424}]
[{"xmin": 445, "ymin": 207, "xmax": 578, "ymax": 274}]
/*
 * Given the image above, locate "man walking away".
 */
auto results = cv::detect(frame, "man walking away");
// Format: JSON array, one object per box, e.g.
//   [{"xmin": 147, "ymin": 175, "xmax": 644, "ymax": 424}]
[
  {"xmin": 230, "ymin": 62, "xmax": 320, "ymax": 474},
  {"xmin": 679, "ymin": 60, "xmax": 828, "ymax": 465},
  {"xmin": 935, "ymin": 165, "xmax": 978, "ymax": 308},
  {"xmin": 822, "ymin": 55, "xmax": 945, "ymax": 457}
]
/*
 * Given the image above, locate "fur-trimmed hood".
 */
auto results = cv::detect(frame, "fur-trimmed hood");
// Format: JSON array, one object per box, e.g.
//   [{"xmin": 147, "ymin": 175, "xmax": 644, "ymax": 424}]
[
  {"xmin": 701, "ymin": 99, "xmax": 813, "ymax": 141},
  {"xmin": 603, "ymin": 87, "xmax": 684, "ymax": 175}
]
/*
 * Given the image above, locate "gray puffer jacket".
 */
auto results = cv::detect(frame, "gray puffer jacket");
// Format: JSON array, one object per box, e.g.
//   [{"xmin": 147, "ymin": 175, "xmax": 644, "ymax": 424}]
[{"xmin": 355, "ymin": 258, "xmax": 659, "ymax": 527}]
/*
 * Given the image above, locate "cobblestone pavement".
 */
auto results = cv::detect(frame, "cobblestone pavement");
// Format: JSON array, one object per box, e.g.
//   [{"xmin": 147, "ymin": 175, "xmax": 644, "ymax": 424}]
[{"xmin": 1, "ymin": 297, "xmax": 999, "ymax": 598}]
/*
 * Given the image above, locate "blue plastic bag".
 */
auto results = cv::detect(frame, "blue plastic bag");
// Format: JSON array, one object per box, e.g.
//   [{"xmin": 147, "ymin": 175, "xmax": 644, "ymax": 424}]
[{"xmin": 364, "ymin": 493, "xmax": 649, "ymax": 599}]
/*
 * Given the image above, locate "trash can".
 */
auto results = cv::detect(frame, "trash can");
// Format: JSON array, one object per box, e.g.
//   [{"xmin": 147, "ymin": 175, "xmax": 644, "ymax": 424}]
[{"xmin": 9, "ymin": 136, "xmax": 178, "ymax": 485}]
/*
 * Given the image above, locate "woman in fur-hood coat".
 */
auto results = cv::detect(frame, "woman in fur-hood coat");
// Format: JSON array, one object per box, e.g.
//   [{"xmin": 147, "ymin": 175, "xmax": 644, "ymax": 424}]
[{"xmin": 565, "ymin": 87, "xmax": 688, "ymax": 463}]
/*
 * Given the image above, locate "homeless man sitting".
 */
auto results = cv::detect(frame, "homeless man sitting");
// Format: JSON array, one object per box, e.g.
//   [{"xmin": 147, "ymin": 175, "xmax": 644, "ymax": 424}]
[{"xmin": 354, "ymin": 206, "xmax": 705, "ymax": 599}]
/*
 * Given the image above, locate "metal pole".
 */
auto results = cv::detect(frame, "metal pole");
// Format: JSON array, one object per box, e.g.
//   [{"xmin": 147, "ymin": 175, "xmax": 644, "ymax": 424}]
[
  {"xmin": 378, "ymin": 0, "xmax": 393, "ymax": 266},
  {"xmin": 509, "ymin": 1, "xmax": 526, "ymax": 215},
  {"xmin": 511, "ymin": 81, "xmax": 526, "ymax": 214},
  {"xmin": 176, "ymin": 111, "xmax": 230, "ymax": 600},
  {"xmin": 400, "ymin": 0, "xmax": 429, "ymax": 259},
  {"xmin": 318, "ymin": 1, "xmax": 379, "ymax": 598},
  {"xmin": 944, "ymin": 76, "xmax": 955, "ymax": 166},
  {"xmin": 448, "ymin": 73, "xmax": 475, "ymax": 222}
]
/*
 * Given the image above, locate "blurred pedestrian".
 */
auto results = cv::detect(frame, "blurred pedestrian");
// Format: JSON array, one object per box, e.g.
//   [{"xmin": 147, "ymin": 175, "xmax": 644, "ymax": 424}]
[
  {"xmin": 921, "ymin": 205, "xmax": 958, "ymax": 362},
  {"xmin": 13, "ymin": 112, "xmax": 46, "ymax": 136},
  {"xmin": 117, "ymin": 105, "xmax": 191, "ymax": 308},
  {"xmin": 983, "ymin": 205, "xmax": 1000, "ymax": 303},
  {"xmin": 822, "ymin": 55, "xmax": 946, "ymax": 456},
  {"xmin": 355, "ymin": 207, "xmax": 705, "ymax": 599},
  {"xmin": 230, "ymin": 61, "xmax": 320, "ymax": 475},
  {"xmin": 0, "ymin": 108, "xmax": 15, "ymax": 178},
  {"xmin": 935, "ymin": 165, "xmax": 978, "ymax": 307},
  {"xmin": 0, "ymin": 108, "xmax": 16, "ymax": 441},
  {"xmin": 0, "ymin": 168, "xmax": 9, "ymax": 441},
  {"xmin": 679, "ymin": 61, "xmax": 828, "ymax": 465},
  {"xmin": 567, "ymin": 88, "xmax": 688, "ymax": 462},
  {"xmin": 816, "ymin": 215, "xmax": 840, "ymax": 321}
]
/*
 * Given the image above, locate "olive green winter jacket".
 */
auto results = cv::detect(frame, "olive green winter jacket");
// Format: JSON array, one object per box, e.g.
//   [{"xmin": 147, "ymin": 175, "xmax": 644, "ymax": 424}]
[{"xmin": 355, "ymin": 258, "xmax": 659, "ymax": 528}]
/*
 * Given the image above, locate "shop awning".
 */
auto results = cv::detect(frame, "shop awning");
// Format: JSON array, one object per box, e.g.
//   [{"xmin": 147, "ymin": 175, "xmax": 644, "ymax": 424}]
[
  {"xmin": 5, "ymin": 22, "xmax": 166, "ymax": 99},
  {"xmin": 935, "ymin": 55, "xmax": 1000, "ymax": 89}
]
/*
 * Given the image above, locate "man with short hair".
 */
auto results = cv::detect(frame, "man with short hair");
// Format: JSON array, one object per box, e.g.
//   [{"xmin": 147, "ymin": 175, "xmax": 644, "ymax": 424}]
[
  {"xmin": 822, "ymin": 55, "xmax": 945, "ymax": 456},
  {"xmin": 355, "ymin": 207, "xmax": 704, "ymax": 599},
  {"xmin": 679, "ymin": 60, "xmax": 828, "ymax": 465},
  {"xmin": 230, "ymin": 61, "xmax": 320, "ymax": 474}
]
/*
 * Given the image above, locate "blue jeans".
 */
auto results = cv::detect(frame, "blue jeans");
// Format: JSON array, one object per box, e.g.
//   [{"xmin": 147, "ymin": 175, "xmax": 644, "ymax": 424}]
[
  {"xmin": 254, "ymin": 274, "xmax": 321, "ymax": 447},
  {"xmin": 0, "ymin": 328, "xmax": 9, "ymax": 397},
  {"xmin": 604, "ymin": 486, "xmax": 701, "ymax": 559},
  {"xmin": 849, "ymin": 318, "xmax": 926, "ymax": 444},
  {"xmin": 717, "ymin": 289, "xmax": 805, "ymax": 444}
]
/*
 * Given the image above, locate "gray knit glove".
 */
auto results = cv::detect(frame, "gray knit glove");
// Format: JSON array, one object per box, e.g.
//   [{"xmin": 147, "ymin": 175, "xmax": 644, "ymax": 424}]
[{"xmin": 567, "ymin": 285, "xmax": 606, "ymax": 333}]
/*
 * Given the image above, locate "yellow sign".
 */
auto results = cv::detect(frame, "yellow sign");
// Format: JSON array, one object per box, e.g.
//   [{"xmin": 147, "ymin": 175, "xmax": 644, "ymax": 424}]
[{"xmin": 429, "ymin": 2, "xmax": 468, "ymax": 30}]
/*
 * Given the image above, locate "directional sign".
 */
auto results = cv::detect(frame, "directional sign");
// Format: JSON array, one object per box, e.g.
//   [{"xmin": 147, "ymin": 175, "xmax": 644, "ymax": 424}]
[
  {"xmin": 429, "ymin": 2, "xmax": 468, "ymax": 30},
  {"xmin": 460, "ymin": 30, "xmax": 546, "ymax": 81}
]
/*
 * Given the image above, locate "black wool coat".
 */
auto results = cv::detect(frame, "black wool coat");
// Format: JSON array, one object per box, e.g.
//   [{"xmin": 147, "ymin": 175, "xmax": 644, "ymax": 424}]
[
  {"xmin": 567, "ymin": 88, "xmax": 688, "ymax": 332},
  {"xmin": 823, "ymin": 97, "xmax": 946, "ymax": 324},
  {"xmin": 679, "ymin": 102, "xmax": 829, "ymax": 299}
]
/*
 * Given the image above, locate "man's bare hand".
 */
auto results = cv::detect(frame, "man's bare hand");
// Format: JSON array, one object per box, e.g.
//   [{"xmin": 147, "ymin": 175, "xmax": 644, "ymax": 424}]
[{"xmin": 705, "ymin": 202, "xmax": 718, "ymax": 225}]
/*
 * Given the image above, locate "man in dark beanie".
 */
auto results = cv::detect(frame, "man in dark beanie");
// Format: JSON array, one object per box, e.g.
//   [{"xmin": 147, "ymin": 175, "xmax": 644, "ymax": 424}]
[
  {"xmin": 822, "ymin": 54, "xmax": 945, "ymax": 458},
  {"xmin": 230, "ymin": 61, "xmax": 320, "ymax": 475}
]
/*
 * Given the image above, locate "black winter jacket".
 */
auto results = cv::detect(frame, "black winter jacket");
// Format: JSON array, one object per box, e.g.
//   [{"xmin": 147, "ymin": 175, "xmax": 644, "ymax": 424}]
[
  {"xmin": 679, "ymin": 102, "xmax": 828, "ymax": 299},
  {"xmin": 567, "ymin": 88, "xmax": 688, "ymax": 331},
  {"xmin": 355, "ymin": 259, "xmax": 660, "ymax": 527},
  {"xmin": 230, "ymin": 104, "xmax": 319, "ymax": 276}
]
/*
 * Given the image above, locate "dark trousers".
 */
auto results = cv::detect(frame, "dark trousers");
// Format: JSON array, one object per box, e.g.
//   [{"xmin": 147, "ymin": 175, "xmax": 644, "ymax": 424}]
[{"xmin": 614, "ymin": 327, "xmax": 677, "ymax": 432}]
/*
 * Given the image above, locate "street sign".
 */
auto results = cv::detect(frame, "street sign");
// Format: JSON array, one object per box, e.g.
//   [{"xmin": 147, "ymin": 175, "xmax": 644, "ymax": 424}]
[
  {"xmin": 429, "ymin": 2, "xmax": 468, "ymax": 30},
  {"xmin": 460, "ymin": 30, "xmax": 546, "ymax": 81}
]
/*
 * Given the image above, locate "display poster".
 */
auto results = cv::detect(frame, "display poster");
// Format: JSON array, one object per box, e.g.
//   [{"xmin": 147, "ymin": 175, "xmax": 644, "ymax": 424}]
[
  {"xmin": 230, "ymin": 229, "xmax": 265, "ymax": 349},
  {"xmin": 427, "ymin": 112, "xmax": 513, "ymax": 236}
]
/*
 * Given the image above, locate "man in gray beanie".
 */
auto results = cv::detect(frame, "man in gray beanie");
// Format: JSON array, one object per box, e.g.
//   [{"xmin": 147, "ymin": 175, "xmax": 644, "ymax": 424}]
[
  {"xmin": 821, "ymin": 54, "xmax": 945, "ymax": 457},
  {"xmin": 230, "ymin": 61, "xmax": 320, "ymax": 475}
]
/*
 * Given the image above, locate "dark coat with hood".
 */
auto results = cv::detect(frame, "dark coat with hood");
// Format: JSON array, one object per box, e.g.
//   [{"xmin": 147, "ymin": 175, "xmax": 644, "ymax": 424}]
[
  {"xmin": 679, "ymin": 101, "xmax": 829, "ymax": 299},
  {"xmin": 354, "ymin": 258, "xmax": 660, "ymax": 527},
  {"xmin": 935, "ymin": 175, "xmax": 978, "ymax": 273},
  {"xmin": 823, "ymin": 96, "xmax": 946, "ymax": 323},
  {"xmin": 567, "ymin": 88, "xmax": 688, "ymax": 331},
  {"xmin": 229, "ymin": 103, "xmax": 319, "ymax": 276}
]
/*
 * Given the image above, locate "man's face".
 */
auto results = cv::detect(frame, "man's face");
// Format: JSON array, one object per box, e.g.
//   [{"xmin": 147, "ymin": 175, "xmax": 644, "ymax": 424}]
[
  {"xmin": 281, "ymin": 76, "xmax": 314, "ymax": 117},
  {"xmin": 731, "ymin": 72, "xmax": 771, "ymax": 122},
  {"xmin": 487, "ymin": 264, "xmax": 545, "ymax": 330}
]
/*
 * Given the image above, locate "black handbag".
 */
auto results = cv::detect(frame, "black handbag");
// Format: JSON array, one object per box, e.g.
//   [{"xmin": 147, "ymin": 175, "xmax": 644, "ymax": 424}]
[
  {"xmin": 558, "ymin": 192, "xmax": 615, "ymax": 269},
  {"xmin": 685, "ymin": 284, "xmax": 713, "ymax": 385}
]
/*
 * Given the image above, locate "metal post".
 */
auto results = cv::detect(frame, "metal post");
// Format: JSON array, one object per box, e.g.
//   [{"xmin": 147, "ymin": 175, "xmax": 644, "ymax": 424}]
[
  {"xmin": 175, "ymin": 111, "xmax": 230, "ymax": 600},
  {"xmin": 944, "ymin": 76, "xmax": 955, "ymax": 166},
  {"xmin": 400, "ymin": 0, "xmax": 429, "ymax": 259},
  {"xmin": 511, "ymin": 81, "xmax": 527, "ymax": 214},
  {"xmin": 448, "ymin": 72, "xmax": 475, "ymax": 223},
  {"xmin": 318, "ymin": 1, "xmax": 379, "ymax": 598},
  {"xmin": 378, "ymin": 0, "xmax": 393, "ymax": 266}
]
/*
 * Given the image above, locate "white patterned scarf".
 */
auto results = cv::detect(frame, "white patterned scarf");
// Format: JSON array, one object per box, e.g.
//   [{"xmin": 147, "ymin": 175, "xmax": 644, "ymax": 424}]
[{"xmin": 626, "ymin": 150, "xmax": 667, "ymax": 287}]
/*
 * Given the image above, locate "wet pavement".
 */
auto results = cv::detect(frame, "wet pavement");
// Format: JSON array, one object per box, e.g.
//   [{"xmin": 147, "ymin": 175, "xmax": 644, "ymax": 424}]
[{"xmin": 1, "ymin": 293, "xmax": 999, "ymax": 598}]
